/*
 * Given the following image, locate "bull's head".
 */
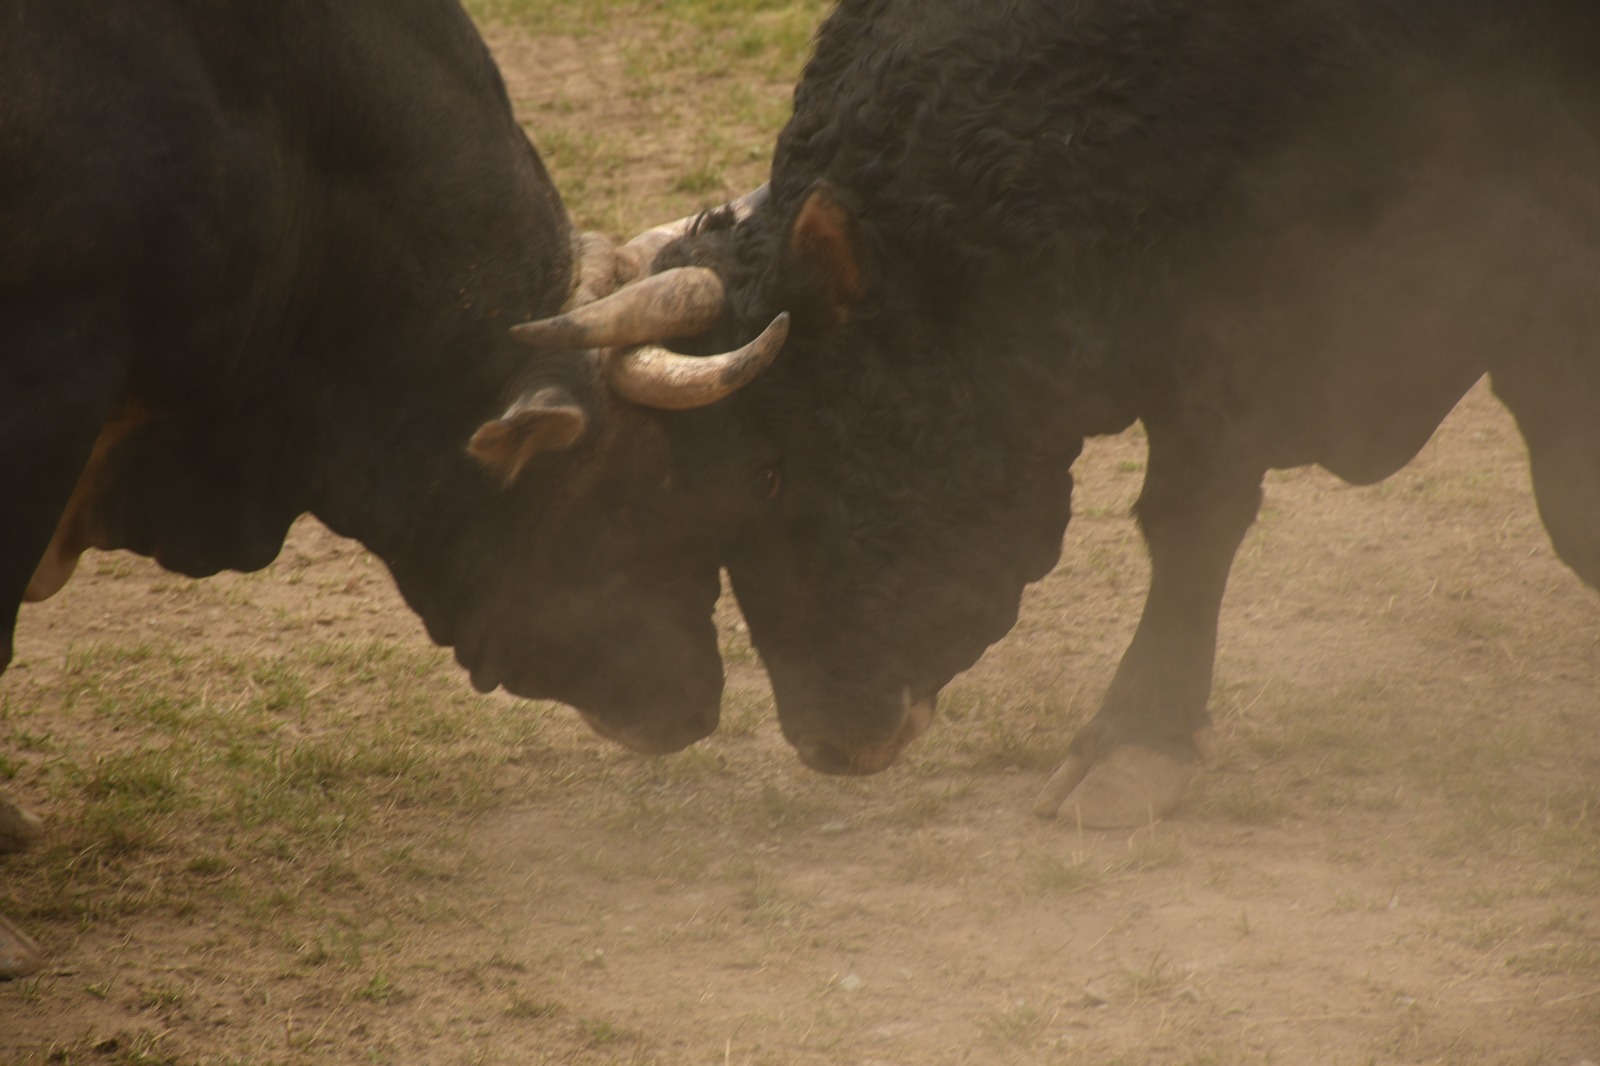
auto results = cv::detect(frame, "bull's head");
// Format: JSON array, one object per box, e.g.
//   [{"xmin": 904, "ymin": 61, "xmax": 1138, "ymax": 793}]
[
  {"xmin": 509, "ymin": 184, "xmax": 1067, "ymax": 776},
  {"xmin": 462, "ymin": 205, "xmax": 787, "ymax": 756}
]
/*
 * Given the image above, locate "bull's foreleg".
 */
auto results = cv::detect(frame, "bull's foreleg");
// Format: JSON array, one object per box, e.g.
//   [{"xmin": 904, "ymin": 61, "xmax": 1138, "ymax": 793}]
[
  {"xmin": 0, "ymin": 795, "xmax": 45, "ymax": 980},
  {"xmin": 0, "ymin": 317, "xmax": 123, "ymax": 979},
  {"xmin": 1492, "ymin": 356, "xmax": 1600, "ymax": 595},
  {"xmin": 0, "ymin": 790, "xmax": 45, "ymax": 979},
  {"xmin": 1036, "ymin": 424, "xmax": 1264, "ymax": 827},
  {"xmin": 0, "ymin": 796, "xmax": 43, "ymax": 855},
  {"xmin": 1, "ymin": 315, "xmax": 123, "ymax": 664},
  {"xmin": 0, "ymin": 913, "xmax": 42, "ymax": 982}
]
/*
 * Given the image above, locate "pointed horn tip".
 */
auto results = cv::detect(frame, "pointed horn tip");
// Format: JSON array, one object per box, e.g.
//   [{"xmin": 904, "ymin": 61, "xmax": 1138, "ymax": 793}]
[
  {"xmin": 603, "ymin": 310, "xmax": 792, "ymax": 411},
  {"xmin": 742, "ymin": 311, "xmax": 791, "ymax": 372},
  {"xmin": 741, "ymin": 310, "xmax": 791, "ymax": 361}
]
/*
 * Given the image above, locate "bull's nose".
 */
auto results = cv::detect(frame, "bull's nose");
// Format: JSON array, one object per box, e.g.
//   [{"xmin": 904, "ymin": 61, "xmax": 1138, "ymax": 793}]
[
  {"xmin": 791, "ymin": 693, "xmax": 937, "ymax": 776},
  {"xmin": 795, "ymin": 737, "xmax": 863, "ymax": 775},
  {"xmin": 794, "ymin": 733, "xmax": 904, "ymax": 775}
]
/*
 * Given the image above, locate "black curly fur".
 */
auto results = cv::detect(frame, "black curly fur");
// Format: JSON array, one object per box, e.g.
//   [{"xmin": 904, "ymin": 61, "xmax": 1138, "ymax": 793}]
[{"xmin": 667, "ymin": 0, "xmax": 1600, "ymax": 762}]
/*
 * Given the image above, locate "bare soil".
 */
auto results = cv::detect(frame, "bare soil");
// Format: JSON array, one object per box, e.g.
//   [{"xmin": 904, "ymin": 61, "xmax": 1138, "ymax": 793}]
[{"xmin": 2, "ymin": 20, "xmax": 1597, "ymax": 1066}]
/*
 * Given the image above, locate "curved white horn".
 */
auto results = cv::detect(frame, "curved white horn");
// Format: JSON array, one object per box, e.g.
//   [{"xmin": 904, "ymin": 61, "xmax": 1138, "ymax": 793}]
[
  {"xmin": 565, "ymin": 231, "xmax": 622, "ymax": 310},
  {"xmin": 511, "ymin": 267, "xmax": 727, "ymax": 350},
  {"xmin": 605, "ymin": 313, "xmax": 789, "ymax": 411}
]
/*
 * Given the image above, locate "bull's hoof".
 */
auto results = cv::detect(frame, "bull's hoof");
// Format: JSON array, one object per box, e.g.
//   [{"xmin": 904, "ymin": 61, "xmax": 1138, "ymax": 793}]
[
  {"xmin": 1032, "ymin": 745, "xmax": 1197, "ymax": 828},
  {"xmin": 0, "ymin": 795, "xmax": 44, "ymax": 855},
  {"xmin": 0, "ymin": 913, "xmax": 43, "ymax": 981}
]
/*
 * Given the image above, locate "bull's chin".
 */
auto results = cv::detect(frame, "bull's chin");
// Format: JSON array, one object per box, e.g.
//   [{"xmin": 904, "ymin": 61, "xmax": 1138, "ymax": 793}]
[
  {"xmin": 792, "ymin": 692, "xmax": 938, "ymax": 775},
  {"xmin": 466, "ymin": 660, "xmax": 547, "ymax": 699},
  {"xmin": 467, "ymin": 665, "xmax": 500, "ymax": 694},
  {"xmin": 576, "ymin": 711, "xmax": 714, "ymax": 755},
  {"xmin": 462, "ymin": 652, "xmax": 722, "ymax": 754}
]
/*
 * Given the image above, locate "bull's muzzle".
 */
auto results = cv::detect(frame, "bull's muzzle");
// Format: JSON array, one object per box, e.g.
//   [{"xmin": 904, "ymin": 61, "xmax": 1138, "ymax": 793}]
[{"xmin": 793, "ymin": 693, "xmax": 936, "ymax": 775}]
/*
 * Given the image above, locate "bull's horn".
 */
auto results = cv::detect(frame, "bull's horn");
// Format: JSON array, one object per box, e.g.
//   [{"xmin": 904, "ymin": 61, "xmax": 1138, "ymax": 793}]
[
  {"xmin": 565, "ymin": 230, "xmax": 622, "ymax": 310},
  {"xmin": 728, "ymin": 182, "xmax": 771, "ymax": 219},
  {"xmin": 616, "ymin": 184, "xmax": 772, "ymax": 282},
  {"xmin": 605, "ymin": 313, "xmax": 789, "ymax": 411},
  {"xmin": 511, "ymin": 266, "xmax": 727, "ymax": 351}
]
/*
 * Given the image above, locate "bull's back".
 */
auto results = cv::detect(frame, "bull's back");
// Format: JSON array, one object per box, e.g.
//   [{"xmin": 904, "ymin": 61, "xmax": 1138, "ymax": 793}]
[
  {"xmin": 774, "ymin": 0, "xmax": 1600, "ymax": 474},
  {"xmin": 0, "ymin": 0, "xmax": 567, "ymax": 576},
  {"xmin": 0, "ymin": 3, "xmax": 238, "ymax": 309},
  {"xmin": 3, "ymin": 0, "xmax": 561, "ymax": 374}
]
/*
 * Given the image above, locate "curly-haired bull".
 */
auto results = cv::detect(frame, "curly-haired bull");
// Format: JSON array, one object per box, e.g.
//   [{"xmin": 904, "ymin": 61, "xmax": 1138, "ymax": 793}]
[{"xmin": 520, "ymin": 0, "xmax": 1600, "ymax": 824}]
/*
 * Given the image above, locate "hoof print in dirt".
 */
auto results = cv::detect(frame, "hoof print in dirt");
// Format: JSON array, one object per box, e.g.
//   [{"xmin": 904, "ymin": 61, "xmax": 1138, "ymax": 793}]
[
  {"xmin": 0, "ymin": 914, "xmax": 43, "ymax": 982},
  {"xmin": 0, "ymin": 795, "xmax": 43, "ymax": 855},
  {"xmin": 1034, "ymin": 746, "xmax": 1197, "ymax": 829}
]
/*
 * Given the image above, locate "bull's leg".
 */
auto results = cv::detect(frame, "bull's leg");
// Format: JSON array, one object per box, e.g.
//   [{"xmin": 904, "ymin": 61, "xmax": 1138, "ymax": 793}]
[
  {"xmin": 0, "ymin": 798, "xmax": 42, "ymax": 989},
  {"xmin": 0, "ymin": 798, "xmax": 43, "ymax": 855},
  {"xmin": 1036, "ymin": 424, "xmax": 1264, "ymax": 827},
  {"xmin": 0, "ymin": 322, "xmax": 121, "ymax": 980},
  {"xmin": 0, "ymin": 320, "xmax": 122, "ymax": 670},
  {"xmin": 1491, "ymin": 357, "xmax": 1600, "ymax": 594},
  {"xmin": 0, "ymin": 913, "xmax": 42, "ymax": 982}
]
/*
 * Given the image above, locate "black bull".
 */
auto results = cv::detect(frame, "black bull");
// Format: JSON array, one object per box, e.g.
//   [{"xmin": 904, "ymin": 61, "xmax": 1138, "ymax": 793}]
[
  {"xmin": 521, "ymin": 0, "xmax": 1600, "ymax": 823},
  {"xmin": 0, "ymin": 0, "xmax": 793, "ymax": 976},
  {"xmin": 0, "ymin": 0, "xmax": 819, "ymax": 760}
]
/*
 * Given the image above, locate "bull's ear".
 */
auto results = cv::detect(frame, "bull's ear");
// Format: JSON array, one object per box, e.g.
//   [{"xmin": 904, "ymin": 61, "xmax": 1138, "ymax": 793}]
[
  {"xmin": 780, "ymin": 181, "xmax": 866, "ymax": 326},
  {"xmin": 468, "ymin": 386, "xmax": 588, "ymax": 487}
]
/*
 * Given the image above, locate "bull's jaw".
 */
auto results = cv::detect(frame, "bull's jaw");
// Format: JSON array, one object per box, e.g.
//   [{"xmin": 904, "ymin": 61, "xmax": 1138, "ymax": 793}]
[
  {"xmin": 450, "ymin": 608, "xmax": 726, "ymax": 757},
  {"xmin": 575, "ymin": 707, "xmax": 720, "ymax": 756}
]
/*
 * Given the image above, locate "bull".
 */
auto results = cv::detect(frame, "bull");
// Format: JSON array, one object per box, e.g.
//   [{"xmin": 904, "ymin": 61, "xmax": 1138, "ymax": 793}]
[
  {"xmin": 519, "ymin": 0, "xmax": 1600, "ymax": 823},
  {"xmin": 0, "ymin": 0, "xmax": 780, "ymax": 977}
]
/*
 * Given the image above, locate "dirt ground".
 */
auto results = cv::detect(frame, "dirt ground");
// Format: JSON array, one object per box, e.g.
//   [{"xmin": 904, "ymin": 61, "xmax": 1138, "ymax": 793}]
[{"xmin": 3, "ymin": 17, "xmax": 1598, "ymax": 1066}]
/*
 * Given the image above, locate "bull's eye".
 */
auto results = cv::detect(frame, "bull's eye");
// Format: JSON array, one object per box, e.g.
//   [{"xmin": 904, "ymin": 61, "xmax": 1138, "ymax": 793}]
[{"xmin": 751, "ymin": 465, "xmax": 783, "ymax": 500}]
